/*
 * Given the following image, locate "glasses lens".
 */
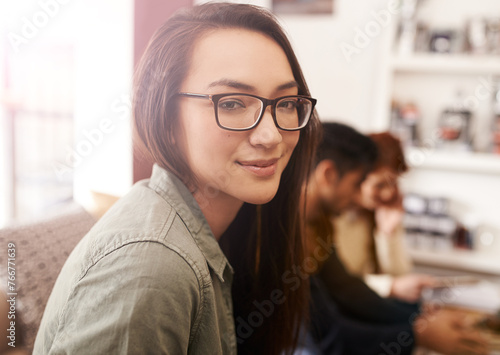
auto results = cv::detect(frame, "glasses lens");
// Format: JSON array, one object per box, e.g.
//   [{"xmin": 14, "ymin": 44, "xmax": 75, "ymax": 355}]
[
  {"xmin": 275, "ymin": 97, "xmax": 312, "ymax": 130},
  {"xmin": 216, "ymin": 95, "xmax": 263, "ymax": 130}
]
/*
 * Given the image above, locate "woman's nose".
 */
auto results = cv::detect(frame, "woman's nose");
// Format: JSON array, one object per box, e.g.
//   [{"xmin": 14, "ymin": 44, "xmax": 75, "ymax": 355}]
[{"xmin": 248, "ymin": 108, "xmax": 282, "ymax": 148}]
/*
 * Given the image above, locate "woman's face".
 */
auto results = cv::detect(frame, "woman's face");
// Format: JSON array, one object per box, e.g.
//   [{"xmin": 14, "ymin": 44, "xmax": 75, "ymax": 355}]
[
  {"xmin": 177, "ymin": 29, "xmax": 300, "ymax": 207},
  {"xmin": 357, "ymin": 167, "xmax": 399, "ymax": 210}
]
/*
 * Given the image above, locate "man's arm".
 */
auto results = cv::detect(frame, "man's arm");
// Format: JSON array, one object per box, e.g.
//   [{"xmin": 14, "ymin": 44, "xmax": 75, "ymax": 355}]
[{"xmin": 318, "ymin": 247, "xmax": 419, "ymax": 323}]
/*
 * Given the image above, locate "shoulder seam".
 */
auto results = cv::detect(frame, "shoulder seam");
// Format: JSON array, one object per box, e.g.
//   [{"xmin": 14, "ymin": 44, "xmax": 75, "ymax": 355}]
[{"xmin": 50, "ymin": 239, "xmax": 207, "ymax": 352}]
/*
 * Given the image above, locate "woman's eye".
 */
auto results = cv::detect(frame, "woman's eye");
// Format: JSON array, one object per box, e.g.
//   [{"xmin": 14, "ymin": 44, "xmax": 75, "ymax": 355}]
[
  {"xmin": 219, "ymin": 100, "xmax": 245, "ymax": 111},
  {"xmin": 277, "ymin": 99, "xmax": 297, "ymax": 111}
]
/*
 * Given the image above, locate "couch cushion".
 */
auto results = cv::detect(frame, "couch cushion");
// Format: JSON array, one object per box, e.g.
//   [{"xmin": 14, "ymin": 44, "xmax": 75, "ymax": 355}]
[{"xmin": 0, "ymin": 205, "xmax": 96, "ymax": 352}]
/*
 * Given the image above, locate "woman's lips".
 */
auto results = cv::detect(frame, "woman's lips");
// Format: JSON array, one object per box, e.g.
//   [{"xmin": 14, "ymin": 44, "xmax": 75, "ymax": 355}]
[{"xmin": 237, "ymin": 158, "xmax": 279, "ymax": 177}]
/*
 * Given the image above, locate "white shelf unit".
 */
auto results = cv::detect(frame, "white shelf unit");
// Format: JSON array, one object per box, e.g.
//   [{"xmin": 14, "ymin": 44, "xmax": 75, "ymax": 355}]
[
  {"xmin": 409, "ymin": 248, "xmax": 500, "ymax": 276},
  {"xmin": 405, "ymin": 147, "xmax": 500, "ymax": 175},
  {"xmin": 391, "ymin": 54, "xmax": 500, "ymax": 75},
  {"xmin": 378, "ymin": 1, "xmax": 500, "ymax": 275},
  {"xmin": 379, "ymin": 0, "xmax": 500, "ymax": 149}
]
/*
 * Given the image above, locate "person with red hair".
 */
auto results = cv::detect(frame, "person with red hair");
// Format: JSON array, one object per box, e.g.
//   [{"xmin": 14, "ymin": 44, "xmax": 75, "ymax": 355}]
[
  {"xmin": 334, "ymin": 132, "xmax": 436, "ymax": 303},
  {"xmin": 296, "ymin": 125, "xmax": 488, "ymax": 355}
]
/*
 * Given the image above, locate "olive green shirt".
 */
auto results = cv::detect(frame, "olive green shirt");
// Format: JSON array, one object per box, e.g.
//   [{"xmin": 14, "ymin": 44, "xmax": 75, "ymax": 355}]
[{"xmin": 34, "ymin": 165, "xmax": 236, "ymax": 354}]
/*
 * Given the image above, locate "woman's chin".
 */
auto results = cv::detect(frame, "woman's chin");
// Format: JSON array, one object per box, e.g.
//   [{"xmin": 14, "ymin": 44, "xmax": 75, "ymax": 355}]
[{"xmin": 242, "ymin": 190, "xmax": 278, "ymax": 205}]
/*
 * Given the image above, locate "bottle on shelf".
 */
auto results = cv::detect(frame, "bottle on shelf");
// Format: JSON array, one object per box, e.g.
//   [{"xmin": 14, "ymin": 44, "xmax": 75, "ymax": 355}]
[
  {"xmin": 396, "ymin": 0, "xmax": 419, "ymax": 56},
  {"xmin": 403, "ymin": 194, "xmax": 457, "ymax": 251},
  {"xmin": 465, "ymin": 17, "xmax": 489, "ymax": 55},
  {"xmin": 437, "ymin": 90, "xmax": 473, "ymax": 152},
  {"xmin": 390, "ymin": 101, "xmax": 420, "ymax": 147}
]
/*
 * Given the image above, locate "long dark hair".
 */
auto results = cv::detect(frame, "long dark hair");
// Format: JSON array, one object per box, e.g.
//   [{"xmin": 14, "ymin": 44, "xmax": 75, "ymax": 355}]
[{"xmin": 133, "ymin": 3, "xmax": 321, "ymax": 354}]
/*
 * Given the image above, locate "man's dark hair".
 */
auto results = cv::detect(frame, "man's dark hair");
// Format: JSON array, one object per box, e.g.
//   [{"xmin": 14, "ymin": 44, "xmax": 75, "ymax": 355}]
[{"xmin": 316, "ymin": 122, "xmax": 378, "ymax": 177}]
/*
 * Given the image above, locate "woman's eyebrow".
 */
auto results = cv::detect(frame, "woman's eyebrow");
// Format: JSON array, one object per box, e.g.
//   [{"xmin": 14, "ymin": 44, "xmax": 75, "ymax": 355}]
[
  {"xmin": 207, "ymin": 79, "xmax": 300, "ymax": 92},
  {"xmin": 276, "ymin": 81, "xmax": 299, "ymax": 91},
  {"xmin": 208, "ymin": 79, "xmax": 254, "ymax": 91}
]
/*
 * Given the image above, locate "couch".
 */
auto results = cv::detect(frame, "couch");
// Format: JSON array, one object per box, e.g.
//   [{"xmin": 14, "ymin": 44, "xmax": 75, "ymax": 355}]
[{"xmin": 0, "ymin": 205, "xmax": 97, "ymax": 353}]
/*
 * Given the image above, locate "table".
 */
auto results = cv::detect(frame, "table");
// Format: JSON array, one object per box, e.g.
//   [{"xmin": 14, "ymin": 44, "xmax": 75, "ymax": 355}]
[{"xmin": 417, "ymin": 279, "xmax": 500, "ymax": 355}]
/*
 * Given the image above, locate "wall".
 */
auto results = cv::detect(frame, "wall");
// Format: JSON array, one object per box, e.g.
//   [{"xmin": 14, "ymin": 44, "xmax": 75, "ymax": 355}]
[
  {"xmin": 133, "ymin": 0, "xmax": 193, "ymax": 183},
  {"xmin": 75, "ymin": 0, "xmax": 193, "ymax": 206},
  {"xmin": 1, "ymin": 1, "xmax": 83, "ymax": 225},
  {"xmin": 72, "ymin": 0, "xmax": 135, "ymax": 208},
  {"xmin": 1, "ymin": 1, "xmax": 195, "ymax": 220},
  {"xmin": 280, "ymin": 0, "xmax": 398, "ymax": 131}
]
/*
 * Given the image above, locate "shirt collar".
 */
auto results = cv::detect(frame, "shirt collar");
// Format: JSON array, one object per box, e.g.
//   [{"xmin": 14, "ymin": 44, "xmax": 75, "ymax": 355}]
[{"xmin": 148, "ymin": 164, "xmax": 233, "ymax": 282}]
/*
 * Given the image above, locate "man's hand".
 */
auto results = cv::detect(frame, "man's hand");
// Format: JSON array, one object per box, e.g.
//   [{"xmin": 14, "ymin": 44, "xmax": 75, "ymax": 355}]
[
  {"xmin": 414, "ymin": 309, "xmax": 489, "ymax": 355},
  {"xmin": 390, "ymin": 274, "xmax": 437, "ymax": 303}
]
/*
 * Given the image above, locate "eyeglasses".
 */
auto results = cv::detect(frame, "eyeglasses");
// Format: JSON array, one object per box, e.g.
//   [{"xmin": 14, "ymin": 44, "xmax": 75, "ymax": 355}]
[{"xmin": 177, "ymin": 92, "xmax": 316, "ymax": 131}]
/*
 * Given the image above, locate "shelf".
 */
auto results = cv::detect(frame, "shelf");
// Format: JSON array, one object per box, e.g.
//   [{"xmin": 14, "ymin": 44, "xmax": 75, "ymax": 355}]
[
  {"xmin": 409, "ymin": 248, "xmax": 500, "ymax": 276},
  {"xmin": 391, "ymin": 54, "xmax": 500, "ymax": 75},
  {"xmin": 405, "ymin": 147, "xmax": 500, "ymax": 175}
]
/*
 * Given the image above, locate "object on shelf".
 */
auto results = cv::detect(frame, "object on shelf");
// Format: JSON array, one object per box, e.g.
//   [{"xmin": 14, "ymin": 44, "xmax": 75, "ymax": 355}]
[
  {"xmin": 427, "ymin": 196, "xmax": 449, "ymax": 215},
  {"xmin": 487, "ymin": 18, "xmax": 500, "ymax": 55},
  {"xmin": 455, "ymin": 223, "xmax": 474, "ymax": 250},
  {"xmin": 429, "ymin": 29, "xmax": 461, "ymax": 54},
  {"xmin": 403, "ymin": 10, "xmax": 500, "ymax": 55},
  {"xmin": 403, "ymin": 194, "xmax": 457, "ymax": 251},
  {"xmin": 402, "ymin": 194, "xmax": 488, "ymax": 252},
  {"xmin": 390, "ymin": 101, "xmax": 420, "ymax": 147},
  {"xmin": 427, "ymin": 197, "xmax": 457, "ymax": 251},
  {"xmin": 438, "ymin": 109, "xmax": 472, "ymax": 146},
  {"xmin": 414, "ymin": 22, "xmax": 430, "ymax": 53},
  {"xmin": 402, "ymin": 193, "xmax": 425, "ymax": 244},
  {"xmin": 474, "ymin": 224, "xmax": 500, "ymax": 254},
  {"xmin": 463, "ymin": 17, "xmax": 500, "ymax": 55},
  {"xmin": 398, "ymin": 21, "xmax": 417, "ymax": 56},
  {"xmin": 403, "ymin": 193, "xmax": 427, "ymax": 214},
  {"xmin": 437, "ymin": 92, "xmax": 473, "ymax": 152},
  {"xmin": 395, "ymin": 0, "xmax": 420, "ymax": 56},
  {"xmin": 465, "ymin": 17, "xmax": 489, "ymax": 54}
]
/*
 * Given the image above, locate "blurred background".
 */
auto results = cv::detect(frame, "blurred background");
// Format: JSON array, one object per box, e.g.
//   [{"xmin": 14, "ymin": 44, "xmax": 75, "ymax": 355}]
[
  {"xmin": 1, "ymin": 0, "xmax": 499, "ymax": 278},
  {"xmin": 0, "ymin": 0, "xmax": 134, "ymax": 227}
]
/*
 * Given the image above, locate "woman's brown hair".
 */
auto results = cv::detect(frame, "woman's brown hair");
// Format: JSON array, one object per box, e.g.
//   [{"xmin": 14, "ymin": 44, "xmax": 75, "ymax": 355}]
[{"xmin": 133, "ymin": 3, "xmax": 321, "ymax": 354}]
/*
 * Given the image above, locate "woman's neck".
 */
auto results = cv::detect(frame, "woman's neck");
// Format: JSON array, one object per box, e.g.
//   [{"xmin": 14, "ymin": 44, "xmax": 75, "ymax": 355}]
[{"xmin": 193, "ymin": 190, "xmax": 243, "ymax": 240}]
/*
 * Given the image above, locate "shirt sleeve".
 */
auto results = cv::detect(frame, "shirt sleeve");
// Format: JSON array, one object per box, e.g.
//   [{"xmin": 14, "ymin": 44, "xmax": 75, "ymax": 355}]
[
  {"xmin": 318, "ymin": 248, "xmax": 418, "ymax": 324},
  {"xmin": 364, "ymin": 274, "xmax": 394, "ymax": 297},
  {"xmin": 47, "ymin": 241, "xmax": 201, "ymax": 354},
  {"xmin": 308, "ymin": 276, "xmax": 415, "ymax": 355}
]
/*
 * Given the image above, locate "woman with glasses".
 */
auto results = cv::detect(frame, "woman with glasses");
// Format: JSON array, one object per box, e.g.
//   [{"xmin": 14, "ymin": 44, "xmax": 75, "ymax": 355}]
[{"xmin": 34, "ymin": 3, "xmax": 320, "ymax": 355}]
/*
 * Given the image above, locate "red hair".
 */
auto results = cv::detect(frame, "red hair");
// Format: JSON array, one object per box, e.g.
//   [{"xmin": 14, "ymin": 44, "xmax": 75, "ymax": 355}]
[{"xmin": 368, "ymin": 132, "xmax": 408, "ymax": 174}]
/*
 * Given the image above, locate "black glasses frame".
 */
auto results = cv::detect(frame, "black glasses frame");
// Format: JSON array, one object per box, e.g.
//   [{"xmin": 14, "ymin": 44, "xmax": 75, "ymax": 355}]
[{"xmin": 177, "ymin": 92, "xmax": 317, "ymax": 131}]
